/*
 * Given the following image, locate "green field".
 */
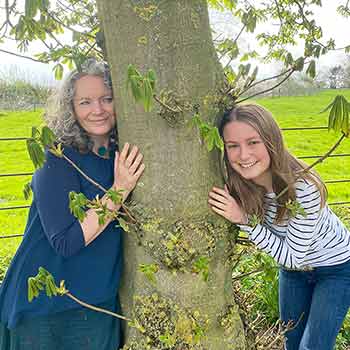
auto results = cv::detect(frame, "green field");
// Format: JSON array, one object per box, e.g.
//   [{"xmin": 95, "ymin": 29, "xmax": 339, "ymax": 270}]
[{"xmin": 0, "ymin": 89, "xmax": 350, "ymax": 245}]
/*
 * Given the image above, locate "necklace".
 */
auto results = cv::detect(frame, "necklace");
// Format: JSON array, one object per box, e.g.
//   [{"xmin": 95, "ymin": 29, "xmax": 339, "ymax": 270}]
[{"xmin": 97, "ymin": 146, "xmax": 108, "ymax": 157}]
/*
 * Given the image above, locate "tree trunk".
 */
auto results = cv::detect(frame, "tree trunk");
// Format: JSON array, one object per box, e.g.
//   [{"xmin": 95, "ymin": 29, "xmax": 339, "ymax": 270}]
[{"xmin": 96, "ymin": 1, "xmax": 246, "ymax": 348}]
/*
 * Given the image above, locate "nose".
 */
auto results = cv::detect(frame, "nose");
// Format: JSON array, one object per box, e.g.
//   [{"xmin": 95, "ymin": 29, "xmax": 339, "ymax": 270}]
[
  {"xmin": 239, "ymin": 144, "xmax": 250, "ymax": 160},
  {"xmin": 92, "ymin": 100, "xmax": 103, "ymax": 114}
]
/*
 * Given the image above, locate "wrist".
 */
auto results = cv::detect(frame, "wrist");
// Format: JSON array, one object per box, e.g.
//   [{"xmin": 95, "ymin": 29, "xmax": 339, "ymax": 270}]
[{"xmin": 113, "ymin": 185, "xmax": 131, "ymax": 202}]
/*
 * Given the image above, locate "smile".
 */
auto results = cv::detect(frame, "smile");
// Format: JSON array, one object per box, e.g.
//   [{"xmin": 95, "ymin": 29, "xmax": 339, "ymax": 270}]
[{"xmin": 239, "ymin": 161, "xmax": 257, "ymax": 168}]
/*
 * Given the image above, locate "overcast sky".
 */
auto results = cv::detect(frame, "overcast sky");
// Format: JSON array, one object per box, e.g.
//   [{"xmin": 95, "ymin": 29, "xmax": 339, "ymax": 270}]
[{"xmin": 0, "ymin": 0, "xmax": 348, "ymax": 83}]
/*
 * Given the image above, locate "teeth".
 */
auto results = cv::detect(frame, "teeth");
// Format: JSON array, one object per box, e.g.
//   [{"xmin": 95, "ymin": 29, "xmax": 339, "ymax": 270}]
[{"xmin": 239, "ymin": 161, "xmax": 256, "ymax": 168}]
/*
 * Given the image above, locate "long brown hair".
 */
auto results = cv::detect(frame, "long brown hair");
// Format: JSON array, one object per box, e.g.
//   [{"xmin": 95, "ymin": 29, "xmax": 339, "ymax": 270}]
[{"xmin": 218, "ymin": 104, "xmax": 327, "ymax": 223}]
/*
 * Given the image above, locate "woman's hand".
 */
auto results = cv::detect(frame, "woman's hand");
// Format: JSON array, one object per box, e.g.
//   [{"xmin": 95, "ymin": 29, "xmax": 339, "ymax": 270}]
[
  {"xmin": 208, "ymin": 186, "xmax": 247, "ymax": 224},
  {"xmin": 114, "ymin": 143, "xmax": 145, "ymax": 201}
]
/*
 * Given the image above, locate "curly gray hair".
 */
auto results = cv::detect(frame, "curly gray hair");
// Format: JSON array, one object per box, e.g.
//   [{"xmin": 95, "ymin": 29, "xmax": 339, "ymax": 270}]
[{"xmin": 44, "ymin": 59, "xmax": 114, "ymax": 153}]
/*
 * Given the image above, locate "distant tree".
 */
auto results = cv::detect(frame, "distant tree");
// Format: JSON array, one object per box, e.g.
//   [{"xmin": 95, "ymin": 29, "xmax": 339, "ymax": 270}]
[{"xmin": 328, "ymin": 65, "xmax": 346, "ymax": 89}]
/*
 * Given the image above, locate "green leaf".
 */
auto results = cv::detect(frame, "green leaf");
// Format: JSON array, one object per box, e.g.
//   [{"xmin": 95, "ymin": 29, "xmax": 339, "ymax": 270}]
[
  {"xmin": 27, "ymin": 139, "xmax": 45, "ymax": 169},
  {"xmin": 192, "ymin": 256, "xmax": 209, "ymax": 281},
  {"xmin": 306, "ymin": 60, "xmax": 316, "ymax": 78},
  {"xmin": 321, "ymin": 95, "xmax": 350, "ymax": 136},
  {"xmin": 106, "ymin": 189, "xmax": 123, "ymax": 204},
  {"xmin": 138, "ymin": 263, "xmax": 159, "ymax": 284},
  {"xmin": 31, "ymin": 126, "xmax": 41, "ymax": 140},
  {"xmin": 23, "ymin": 182, "xmax": 32, "ymax": 200},
  {"xmin": 40, "ymin": 126, "xmax": 56, "ymax": 147},
  {"xmin": 147, "ymin": 69, "xmax": 156, "ymax": 90},
  {"xmin": 118, "ymin": 217, "xmax": 129, "ymax": 232},
  {"xmin": 294, "ymin": 57, "xmax": 304, "ymax": 72},
  {"xmin": 25, "ymin": 0, "xmax": 39, "ymax": 18},
  {"xmin": 69, "ymin": 191, "xmax": 88, "ymax": 221},
  {"xmin": 142, "ymin": 79, "xmax": 153, "ymax": 112},
  {"xmin": 53, "ymin": 63, "xmax": 64, "ymax": 80}
]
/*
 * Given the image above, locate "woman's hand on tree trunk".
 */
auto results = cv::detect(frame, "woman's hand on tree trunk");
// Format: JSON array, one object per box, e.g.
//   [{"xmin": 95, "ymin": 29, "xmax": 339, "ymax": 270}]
[
  {"xmin": 208, "ymin": 185, "xmax": 247, "ymax": 224},
  {"xmin": 114, "ymin": 143, "xmax": 145, "ymax": 201}
]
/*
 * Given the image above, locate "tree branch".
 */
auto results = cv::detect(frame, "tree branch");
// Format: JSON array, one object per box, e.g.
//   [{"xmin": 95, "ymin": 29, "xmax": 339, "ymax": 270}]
[
  {"xmin": 235, "ymin": 68, "xmax": 295, "ymax": 103},
  {"xmin": 66, "ymin": 292, "xmax": 132, "ymax": 322},
  {"xmin": 0, "ymin": 48, "xmax": 46, "ymax": 63}
]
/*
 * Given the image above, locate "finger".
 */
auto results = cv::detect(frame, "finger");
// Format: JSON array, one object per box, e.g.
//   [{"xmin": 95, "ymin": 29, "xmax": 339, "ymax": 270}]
[
  {"xmin": 208, "ymin": 198, "xmax": 228, "ymax": 211},
  {"xmin": 208, "ymin": 191, "xmax": 227, "ymax": 203},
  {"xmin": 125, "ymin": 145, "xmax": 139, "ymax": 167},
  {"xmin": 114, "ymin": 151, "xmax": 119, "ymax": 172},
  {"xmin": 129, "ymin": 153, "xmax": 143, "ymax": 174},
  {"xmin": 212, "ymin": 186, "xmax": 230, "ymax": 198},
  {"xmin": 133, "ymin": 163, "xmax": 145, "ymax": 181},
  {"xmin": 224, "ymin": 184, "xmax": 230, "ymax": 193},
  {"xmin": 210, "ymin": 205, "xmax": 227, "ymax": 218},
  {"xmin": 119, "ymin": 143, "xmax": 130, "ymax": 162}
]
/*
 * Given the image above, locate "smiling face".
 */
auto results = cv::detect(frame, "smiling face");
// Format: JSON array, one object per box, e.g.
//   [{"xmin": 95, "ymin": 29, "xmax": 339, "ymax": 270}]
[
  {"xmin": 73, "ymin": 75, "xmax": 115, "ymax": 145},
  {"xmin": 223, "ymin": 120, "xmax": 273, "ymax": 192}
]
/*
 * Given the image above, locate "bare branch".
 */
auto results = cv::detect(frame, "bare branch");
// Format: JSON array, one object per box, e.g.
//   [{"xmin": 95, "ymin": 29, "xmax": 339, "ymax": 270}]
[
  {"xmin": 0, "ymin": 48, "xmax": 46, "ymax": 63},
  {"xmin": 66, "ymin": 292, "xmax": 132, "ymax": 322},
  {"xmin": 235, "ymin": 68, "xmax": 295, "ymax": 103}
]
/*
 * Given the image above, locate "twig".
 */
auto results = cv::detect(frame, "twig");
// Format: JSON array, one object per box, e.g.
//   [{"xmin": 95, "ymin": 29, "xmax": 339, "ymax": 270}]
[
  {"xmin": 66, "ymin": 292, "xmax": 132, "ymax": 322},
  {"xmin": 61, "ymin": 153, "xmax": 135, "ymax": 223},
  {"xmin": 0, "ymin": 48, "xmax": 46, "ymax": 63},
  {"xmin": 62, "ymin": 154, "xmax": 107, "ymax": 192},
  {"xmin": 236, "ymin": 68, "xmax": 295, "ymax": 103},
  {"xmin": 232, "ymin": 268, "xmax": 265, "ymax": 281},
  {"xmin": 153, "ymin": 94, "xmax": 182, "ymax": 113}
]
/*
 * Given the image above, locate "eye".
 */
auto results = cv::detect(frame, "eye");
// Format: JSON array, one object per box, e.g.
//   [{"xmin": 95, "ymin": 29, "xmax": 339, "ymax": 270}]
[
  {"xmin": 78, "ymin": 100, "xmax": 90, "ymax": 106},
  {"xmin": 248, "ymin": 140, "xmax": 261, "ymax": 146},
  {"xmin": 102, "ymin": 96, "xmax": 113, "ymax": 104},
  {"xmin": 226, "ymin": 143, "xmax": 239, "ymax": 149}
]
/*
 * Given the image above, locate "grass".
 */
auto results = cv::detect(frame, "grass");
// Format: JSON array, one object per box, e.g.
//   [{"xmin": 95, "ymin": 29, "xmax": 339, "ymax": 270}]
[
  {"xmin": 0, "ymin": 110, "xmax": 43, "ymax": 239},
  {"xmin": 256, "ymin": 89, "xmax": 350, "ymax": 204}
]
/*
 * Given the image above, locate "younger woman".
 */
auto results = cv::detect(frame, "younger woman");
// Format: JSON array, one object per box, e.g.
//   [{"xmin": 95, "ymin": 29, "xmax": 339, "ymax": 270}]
[{"xmin": 208, "ymin": 104, "xmax": 350, "ymax": 350}]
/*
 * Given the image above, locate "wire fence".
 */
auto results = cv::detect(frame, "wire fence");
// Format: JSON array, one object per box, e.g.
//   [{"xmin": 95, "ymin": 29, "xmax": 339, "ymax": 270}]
[{"xmin": 0, "ymin": 126, "xmax": 350, "ymax": 239}]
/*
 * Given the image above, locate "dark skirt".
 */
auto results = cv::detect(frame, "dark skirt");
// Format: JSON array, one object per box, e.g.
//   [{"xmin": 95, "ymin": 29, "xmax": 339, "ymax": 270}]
[{"xmin": 0, "ymin": 298, "xmax": 122, "ymax": 350}]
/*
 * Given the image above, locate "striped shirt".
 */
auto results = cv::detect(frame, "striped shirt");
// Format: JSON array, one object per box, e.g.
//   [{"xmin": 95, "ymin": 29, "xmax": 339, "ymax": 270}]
[{"xmin": 239, "ymin": 178, "xmax": 350, "ymax": 269}]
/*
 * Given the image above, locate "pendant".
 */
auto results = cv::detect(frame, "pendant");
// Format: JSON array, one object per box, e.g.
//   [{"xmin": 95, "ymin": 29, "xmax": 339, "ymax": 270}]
[{"xmin": 97, "ymin": 146, "xmax": 107, "ymax": 157}]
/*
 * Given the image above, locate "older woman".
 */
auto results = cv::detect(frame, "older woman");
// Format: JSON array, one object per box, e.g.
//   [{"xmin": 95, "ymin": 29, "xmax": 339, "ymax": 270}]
[{"xmin": 0, "ymin": 59, "xmax": 144, "ymax": 349}]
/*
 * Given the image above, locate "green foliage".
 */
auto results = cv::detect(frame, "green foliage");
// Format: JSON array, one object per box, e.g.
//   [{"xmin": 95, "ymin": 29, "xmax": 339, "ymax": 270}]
[
  {"xmin": 28, "ymin": 267, "xmax": 67, "ymax": 302},
  {"xmin": 23, "ymin": 182, "xmax": 32, "ymax": 200},
  {"xmin": 233, "ymin": 249, "xmax": 279, "ymax": 323},
  {"xmin": 247, "ymin": 214, "xmax": 261, "ymax": 227},
  {"xmin": 192, "ymin": 256, "xmax": 209, "ymax": 281},
  {"xmin": 207, "ymin": 0, "xmax": 237, "ymax": 11},
  {"xmin": 306, "ymin": 60, "xmax": 316, "ymax": 79},
  {"xmin": 285, "ymin": 199, "xmax": 307, "ymax": 218},
  {"xmin": 68, "ymin": 191, "xmax": 88, "ymax": 222},
  {"xmin": 138, "ymin": 263, "xmax": 159, "ymax": 284},
  {"xmin": 106, "ymin": 188, "xmax": 123, "ymax": 205},
  {"xmin": 117, "ymin": 217, "xmax": 130, "ymax": 232},
  {"xmin": 26, "ymin": 138, "xmax": 45, "ymax": 169},
  {"xmin": 127, "ymin": 64, "xmax": 156, "ymax": 112},
  {"xmin": 189, "ymin": 114, "xmax": 224, "ymax": 152},
  {"xmin": 26, "ymin": 125, "xmax": 56, "ymax": 170},
  {"xmin": 321, "ymin": 95, "xmax": 350, "ymax": 136}
]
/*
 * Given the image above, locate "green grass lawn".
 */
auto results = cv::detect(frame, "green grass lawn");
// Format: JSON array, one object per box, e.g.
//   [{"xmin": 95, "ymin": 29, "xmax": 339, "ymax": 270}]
[
  {"xmin": 257, "ymin": 89, "xmax": 350, "ymax": 204},
  {"xmin": 0, "ymin": 110, "xmax": 43, "ymax": 240}
]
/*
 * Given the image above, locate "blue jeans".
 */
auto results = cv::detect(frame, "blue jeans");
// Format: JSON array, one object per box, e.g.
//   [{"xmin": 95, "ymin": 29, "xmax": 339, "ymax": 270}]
[{"xmin": 279, "ymin": 259, "xmax": 350, "ymax": 350}]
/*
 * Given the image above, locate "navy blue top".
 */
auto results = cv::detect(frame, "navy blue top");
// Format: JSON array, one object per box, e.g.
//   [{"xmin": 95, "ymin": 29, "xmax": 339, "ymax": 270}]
[{"xmin": 0, "ymin": 147, "xmax": 123, "ymax": 329}]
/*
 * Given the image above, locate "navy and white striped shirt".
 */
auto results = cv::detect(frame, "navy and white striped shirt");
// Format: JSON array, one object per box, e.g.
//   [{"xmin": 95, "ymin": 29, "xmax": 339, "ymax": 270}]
[{"xmin": 239, "ymin": 178, "xmax": 350, "ymax": 269}]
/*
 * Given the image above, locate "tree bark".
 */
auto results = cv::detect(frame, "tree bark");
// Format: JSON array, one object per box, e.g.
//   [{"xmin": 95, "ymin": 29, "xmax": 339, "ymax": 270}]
[{"xmin": 96, "ymin": 1, "xmax": 246, "ymax": 348}]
